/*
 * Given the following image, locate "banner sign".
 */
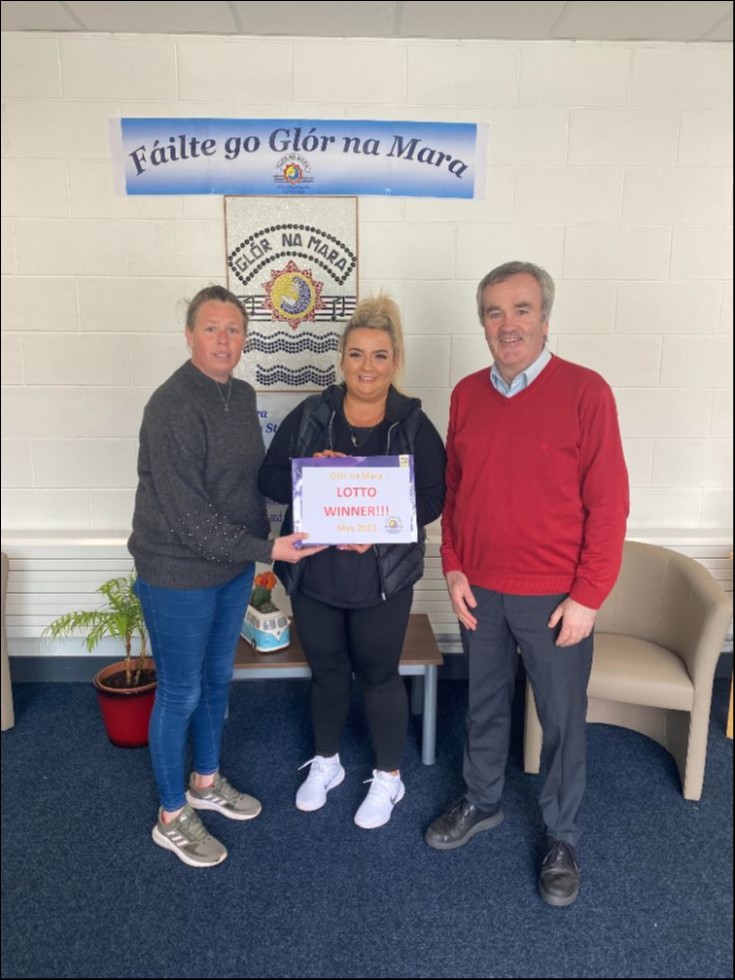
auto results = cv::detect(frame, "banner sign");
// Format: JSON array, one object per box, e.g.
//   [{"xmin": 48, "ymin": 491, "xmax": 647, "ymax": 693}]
[
  {"xmin": 255, "ymin": 391, "xmax": 303, "ymax": 530},
  {"xmin": 117, "ymin": 118, "xmax": 482, "ymax": 199},
  {"xmin": 229, "ymin": 196, "xmax": 357, "ymax": 391},
  {"xmin": 292, "ymin": 455, "xmax": 417, "ymax": 545}
]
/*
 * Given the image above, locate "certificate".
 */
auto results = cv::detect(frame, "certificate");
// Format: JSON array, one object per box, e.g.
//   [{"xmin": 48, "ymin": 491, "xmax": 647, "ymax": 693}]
[{"xmin": 292, "ymin": 455, "xmax": 417, "ymax": 545}]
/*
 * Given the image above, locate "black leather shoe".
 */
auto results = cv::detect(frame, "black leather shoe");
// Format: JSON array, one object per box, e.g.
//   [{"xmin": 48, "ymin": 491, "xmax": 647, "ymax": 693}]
[
  {"xmin": 424, "ymin": 797, "xmax": 504, "ymax": 850},
  {"xmin": 538, "ymin": 839, "xmax": 580, "ymax": 907}
]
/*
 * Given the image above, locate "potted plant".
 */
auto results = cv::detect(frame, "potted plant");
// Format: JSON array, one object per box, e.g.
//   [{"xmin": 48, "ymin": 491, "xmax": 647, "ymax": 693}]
[
  {"xmin": 44, "ymin": 572, "xmax": 156, "ymax": 748},
  {"xmin": 240, "ymin": 571, "xmax": 291, "ymax": 653}
]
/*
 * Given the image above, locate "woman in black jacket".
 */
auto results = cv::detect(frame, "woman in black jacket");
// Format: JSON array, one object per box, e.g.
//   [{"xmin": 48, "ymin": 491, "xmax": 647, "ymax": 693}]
[{"xmin": 259, "ymin": 295, "xmax": 446, "ymax": 829}]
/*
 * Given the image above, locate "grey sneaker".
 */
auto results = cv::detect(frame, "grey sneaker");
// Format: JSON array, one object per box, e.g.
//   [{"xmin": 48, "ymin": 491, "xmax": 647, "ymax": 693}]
[
  {"xmin": 151, "ymin": 805, "xmax": 227, "ymax": 868},
  {"xmin": 186, "ymin": 772, "xmax": 262, "ymax": 821}
]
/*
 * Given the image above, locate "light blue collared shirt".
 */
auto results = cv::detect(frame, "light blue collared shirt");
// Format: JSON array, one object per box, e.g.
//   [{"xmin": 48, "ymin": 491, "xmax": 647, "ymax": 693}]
[{"xmin": 490, "ymin": 346, "xmax": 552, "ymax": 398}]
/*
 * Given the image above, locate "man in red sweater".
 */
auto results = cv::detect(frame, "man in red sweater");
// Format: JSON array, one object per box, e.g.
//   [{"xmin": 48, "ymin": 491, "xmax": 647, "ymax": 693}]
[{"xmin": 425, "ymin": 261, "xmax": 629, "ymax": 907}]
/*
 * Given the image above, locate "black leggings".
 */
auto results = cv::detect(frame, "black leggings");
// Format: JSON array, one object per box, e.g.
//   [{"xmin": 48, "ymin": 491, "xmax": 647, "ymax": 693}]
[{"xmin": 290, "ymin": 588, "xmax": 413, "ymax": 772}]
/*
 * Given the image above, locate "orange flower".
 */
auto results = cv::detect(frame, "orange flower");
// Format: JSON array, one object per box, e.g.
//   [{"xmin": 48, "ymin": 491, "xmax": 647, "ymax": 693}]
[{"xmin": 254, "ymin": 571, "xmax": 277, "ymax": 592}]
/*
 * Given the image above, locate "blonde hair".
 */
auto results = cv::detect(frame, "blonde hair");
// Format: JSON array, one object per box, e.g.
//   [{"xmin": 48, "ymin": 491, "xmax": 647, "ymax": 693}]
[{"xmin": 340, "ymin": 293, "xmax": 405, "ymax": 388}]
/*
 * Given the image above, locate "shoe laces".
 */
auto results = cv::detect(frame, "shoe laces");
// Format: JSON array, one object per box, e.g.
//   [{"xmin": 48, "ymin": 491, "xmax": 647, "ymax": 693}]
[
  {"xmin": 298, "ymin": 756, "xmax": 337, "ymax": 781},
  {"xmin": 173, "ymin": 807, "xmax": 207, "ymax": 842},
  {"xmin": 446, "ymin": 797, "xmax": 472, "ymax": 819},
  {"xmin": 362, "ymin": 771, "xmax": 400, "ymax": 804},
  {"xmin": 209, "ymin": 774, "xmax": 238, "ymax": 802},
  {"xmin": 543, "ymin": 840, "xmax": 577, "ymax": 871}
]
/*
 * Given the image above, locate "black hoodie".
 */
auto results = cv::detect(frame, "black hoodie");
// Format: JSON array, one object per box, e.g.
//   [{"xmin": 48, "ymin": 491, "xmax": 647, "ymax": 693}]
[{"xmin": 258, "ymin": 384, "xmax": 446, "ymax": 606}]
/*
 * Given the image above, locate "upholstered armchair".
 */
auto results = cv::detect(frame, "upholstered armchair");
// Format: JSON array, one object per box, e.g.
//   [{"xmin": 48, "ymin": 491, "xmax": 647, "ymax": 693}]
[
  {"xmin": 523, "ymin": 541, "xmax": 733, "ymax": 801},
  {"xmin": 1, "ymin": 552, "xmax": 14, "ymax": 731}
]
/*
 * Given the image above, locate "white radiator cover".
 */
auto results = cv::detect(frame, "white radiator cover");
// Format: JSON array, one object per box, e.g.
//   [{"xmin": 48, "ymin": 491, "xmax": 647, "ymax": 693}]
[{"xmin": 1, "ymin": 527, "xmax": 732, "ymax": 657}]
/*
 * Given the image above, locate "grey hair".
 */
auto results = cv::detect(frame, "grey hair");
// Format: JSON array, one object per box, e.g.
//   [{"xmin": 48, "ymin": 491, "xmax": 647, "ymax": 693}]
[
  {"xmin": 340, "ymin": 293, "xmax": 405, "ymax": 386},
  {"xmin": 185, "ymin": 285, "xmax": 248, "ymax": 330},
  {"xmin": 476, "ymin": 261, "xmax": 555, "ymax": 323}
]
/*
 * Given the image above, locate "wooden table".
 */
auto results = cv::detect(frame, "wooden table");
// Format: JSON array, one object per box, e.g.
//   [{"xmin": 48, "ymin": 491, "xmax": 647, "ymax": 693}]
[{"xmin": 233, "ymin": 613, "xmax": 443, "ymax": 764}]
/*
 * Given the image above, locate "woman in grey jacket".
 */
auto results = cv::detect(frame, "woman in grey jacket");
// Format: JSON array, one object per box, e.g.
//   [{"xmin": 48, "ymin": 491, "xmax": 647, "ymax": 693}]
[
  {"xmin": 129, "ymin": 286, "xmax": 322, "ymax": 868},
  {"xmin": 259, "ymin": 295, "xmax": 446, "ymax": 830}
]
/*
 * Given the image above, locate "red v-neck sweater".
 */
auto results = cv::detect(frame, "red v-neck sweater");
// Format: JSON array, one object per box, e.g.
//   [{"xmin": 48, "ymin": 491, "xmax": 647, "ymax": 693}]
[{"xmin": 441, "ymin": 356, "xmax": 629, "ymax": 610}]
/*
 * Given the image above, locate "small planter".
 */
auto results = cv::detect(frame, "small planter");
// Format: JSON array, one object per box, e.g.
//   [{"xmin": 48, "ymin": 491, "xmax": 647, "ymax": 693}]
[
  {"xmin": 241, "ymin": 604, "xmax": 291, "ymax": 653},
  {"xmin": 241, "ymin": 571, "xmax": 291, "ymax": 653},
  {"xmin": 93, "ymin": 658, "xmax": 157, "ymax": 748}
]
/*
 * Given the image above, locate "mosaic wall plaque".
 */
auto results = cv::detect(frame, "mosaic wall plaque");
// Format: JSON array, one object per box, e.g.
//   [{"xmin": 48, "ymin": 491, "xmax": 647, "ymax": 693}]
[{"xmin": 226, "ymin": 196, "xmax": 358, "ymax": 391}]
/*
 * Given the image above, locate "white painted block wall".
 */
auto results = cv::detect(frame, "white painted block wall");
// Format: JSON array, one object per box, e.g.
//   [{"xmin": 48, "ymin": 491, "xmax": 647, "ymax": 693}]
[{"xmin": 1, "ymin": 34, "xmax": 732, "ymax": 533}]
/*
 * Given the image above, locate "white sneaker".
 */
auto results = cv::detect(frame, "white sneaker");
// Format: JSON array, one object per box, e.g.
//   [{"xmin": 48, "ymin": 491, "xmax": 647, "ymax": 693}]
[
  {"xmin": 295, "ymin": 754, "xmax": 345, "ymax": 812},
  {"xmin": 354, "ymin": 770, "xmax": 405, "ymax": 829}
]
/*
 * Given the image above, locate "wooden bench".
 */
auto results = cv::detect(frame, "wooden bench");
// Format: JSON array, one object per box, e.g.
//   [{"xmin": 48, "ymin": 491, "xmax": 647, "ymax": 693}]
[{"xmin": 233, "ymin": 612, "xmax": 443, "ymax": 765}]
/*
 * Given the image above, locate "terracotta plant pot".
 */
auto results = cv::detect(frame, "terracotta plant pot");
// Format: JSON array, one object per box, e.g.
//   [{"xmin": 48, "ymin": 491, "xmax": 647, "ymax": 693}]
[{"xmin": 93, "ymin": 658, "xmax": 157, "ymax": 748}]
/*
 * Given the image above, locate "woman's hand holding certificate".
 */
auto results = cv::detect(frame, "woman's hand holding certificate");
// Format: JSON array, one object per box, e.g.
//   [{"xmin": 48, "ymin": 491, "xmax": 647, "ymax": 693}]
[{"xmin": 292, "ymin": 455, "xmax": 417, "ymax": 546}]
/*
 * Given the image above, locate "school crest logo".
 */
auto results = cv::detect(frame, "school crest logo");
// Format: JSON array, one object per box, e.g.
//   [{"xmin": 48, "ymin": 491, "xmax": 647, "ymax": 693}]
[
  {"xmin": 225, "ymin": 197, "xmax": 358, "ymax": 391},
  {"xmin": 262, "ymin": 260, "xmax": 325, "ymax": 329}
]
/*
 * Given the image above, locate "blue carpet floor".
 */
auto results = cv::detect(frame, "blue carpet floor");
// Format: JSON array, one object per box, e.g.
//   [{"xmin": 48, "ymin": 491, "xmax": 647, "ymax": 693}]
[{"xmin": 1, "ymin": 677, "xmax": 732, "ymax": 979}]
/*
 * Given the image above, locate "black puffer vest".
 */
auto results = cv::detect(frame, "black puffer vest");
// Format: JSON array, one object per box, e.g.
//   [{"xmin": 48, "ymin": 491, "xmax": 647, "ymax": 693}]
[{"xmin": 275, "ymin": 384, "xmax": 426, "ymax": 600}]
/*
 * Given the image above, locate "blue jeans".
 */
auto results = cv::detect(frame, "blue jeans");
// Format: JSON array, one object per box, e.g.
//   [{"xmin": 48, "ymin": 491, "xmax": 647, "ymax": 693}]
[{"xmin": 135, "ymin": 566, "xmax": 254, "ymax": 811}]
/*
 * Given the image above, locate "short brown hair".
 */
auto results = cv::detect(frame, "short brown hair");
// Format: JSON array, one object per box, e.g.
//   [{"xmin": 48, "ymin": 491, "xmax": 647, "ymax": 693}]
[{"xmin": 186, "ymin": 286, "xmax": 248, "ymax": 330}]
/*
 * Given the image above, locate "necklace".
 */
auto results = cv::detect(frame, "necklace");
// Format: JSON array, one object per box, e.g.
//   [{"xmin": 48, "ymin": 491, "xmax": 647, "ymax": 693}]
[
  {"xmin": 214, "ymin": 377, "xmax": 233, "ymax": 413},
  {"xmin": 343, "ymin": 401, "xmax": 385, "ymax": 448},
  {"xmin": 347, "ymin": 422, "xmax": 377, "ymax": 448}
]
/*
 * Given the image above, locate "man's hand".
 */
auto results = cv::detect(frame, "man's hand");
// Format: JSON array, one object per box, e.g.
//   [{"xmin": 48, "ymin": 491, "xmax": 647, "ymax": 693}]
[
  {"xmin": 446, "ymin": 570, "xmax": 478, "ymax": 631},
  {"xmin": 548, "ymin": 597, "xmax": 597, "ymax": 647},
  {"xmin": 313, "ymin": 450, "xmax": 346, "ymax": 459}
]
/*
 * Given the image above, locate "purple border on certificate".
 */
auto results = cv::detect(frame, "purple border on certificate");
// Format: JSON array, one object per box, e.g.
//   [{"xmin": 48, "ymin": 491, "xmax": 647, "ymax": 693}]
[{"xmin": 292, "ymin": 455, "xmax": 417, "ymax": 545}]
